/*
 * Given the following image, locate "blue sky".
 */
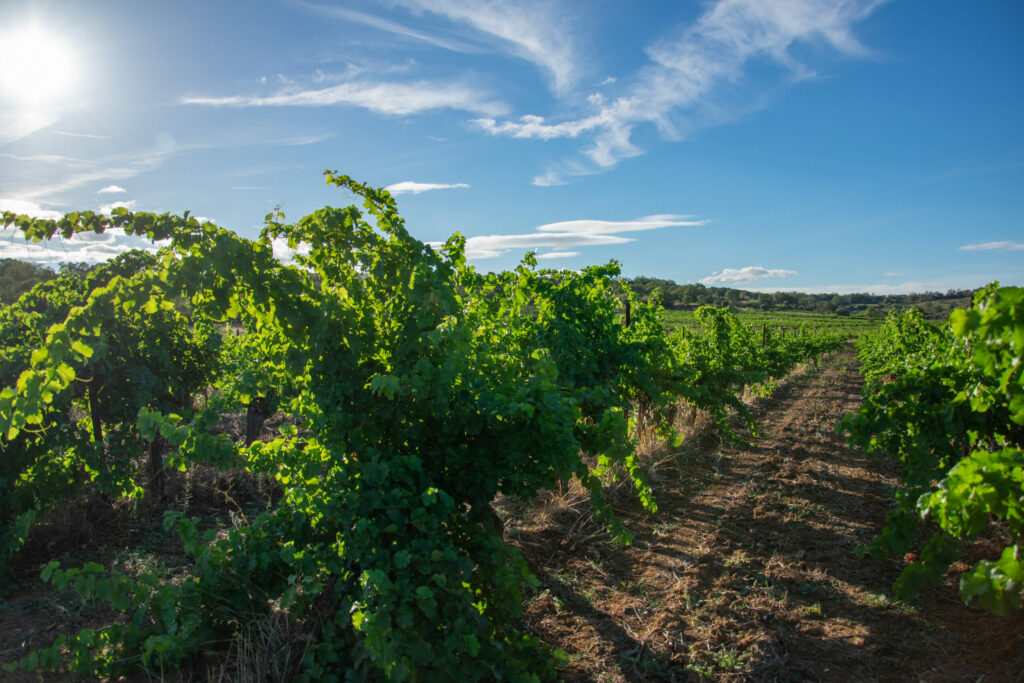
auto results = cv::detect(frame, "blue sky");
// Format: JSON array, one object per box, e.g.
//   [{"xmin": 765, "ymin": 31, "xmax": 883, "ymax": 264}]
[{"xmin": 1, "ymin": 0, "xmax": 1021, "ymax": 293}]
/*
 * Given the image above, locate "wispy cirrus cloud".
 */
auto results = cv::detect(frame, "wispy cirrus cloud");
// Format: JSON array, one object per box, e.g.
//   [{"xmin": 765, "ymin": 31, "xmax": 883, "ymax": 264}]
[
  {"xmin": 0, "ymin": 152, "xmax": 87, "ymax": 164},
  {"xmin": 475, "ymin": 0, "xmax": 885, "ymax": 184},
  {"xmin": 700, "ymin": 265, "xmax": 798, "ymax": 285},
  {"xmin": 432, "ymin": 214, "xmax": 704, "ymax": 260},
  {"xmin": 392, "ymin": 0, "xmax": 583, "ymax": 94},
  {"xmin": 97, "ymin": 184, "xmax": 127, "ymax": 194},
  {"xmin": 8, "ymin": 144, "xmax": 177, "ymax": 201},
  {"xmin": 0, "ymin": 110, "xmax": 59, "ymax": 147},
  {"xmin": 289, "ymin": 1, "xmax": 478, "ymax": 54},
  {"xmin": 385, "ymin": 181, "xmax": 470, "ymax": 196},
  {"xmin": 959, "ymin": 240, "xmax": 1024, "ymax": 251},
  {"xmin": 182, "ymin": 80, "xmax": 508, "ymax": 117},
  {"xmin": 52, "ymin": 130, "xmax": 111, "ymax": 140},
  {"xmin": 288, "ymin": 0, "xmax": 583, "ymax": 94},
  {"xmin": 4, "ymin": 129, "xmax": 326, "ymax": 202}
]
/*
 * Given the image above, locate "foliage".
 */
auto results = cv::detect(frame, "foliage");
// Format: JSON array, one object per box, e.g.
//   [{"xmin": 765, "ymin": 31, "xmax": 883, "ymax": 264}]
[
  {"xmin": 841, "ymin": 286, "xmax": 1024, "ymax": 614},
  {"xmin": 0, "ymin": 249, "xmax": 221, "ymax": 589},
  {"xmin": 670, "ymin": 306, "xmax": 845, "ymax": 441},
  {"xmin": 0, "ymin": 175, "xmax": 843, "ymax": 679}
]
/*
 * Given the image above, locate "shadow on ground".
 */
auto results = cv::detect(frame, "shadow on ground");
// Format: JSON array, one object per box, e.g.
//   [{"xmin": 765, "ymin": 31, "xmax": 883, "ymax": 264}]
[{"xmin": 510, "ymin": 348, "xmax": 1024, "ymax": 682}]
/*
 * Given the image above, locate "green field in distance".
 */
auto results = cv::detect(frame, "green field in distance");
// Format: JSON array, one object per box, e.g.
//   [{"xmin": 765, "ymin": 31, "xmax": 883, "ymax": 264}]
[{"xmin": 660, "ymin": 308, "xmax": 885, "ymax": 337}]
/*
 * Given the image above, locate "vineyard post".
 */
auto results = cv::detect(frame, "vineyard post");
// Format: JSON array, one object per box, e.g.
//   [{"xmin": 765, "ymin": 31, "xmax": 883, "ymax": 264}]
[
  {"xmin": 761, "ymin": 324, "xmax": 767, "ymax": 346},
  {"xmin": 245, "ymin": 397, "xmax": 272, "ymax": 446},
  {"xmin": 87, "ymin": 374, "xmax": 104, "ymax": 445},
  {"xmin": 148, "ymin": 434, "xmax": 165, "ymax": 502}
]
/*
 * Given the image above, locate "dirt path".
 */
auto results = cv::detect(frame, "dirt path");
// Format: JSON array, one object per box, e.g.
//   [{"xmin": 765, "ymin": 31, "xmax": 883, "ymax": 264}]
[{"xmin": 511, "ymin": 346, "xmax": 1024, "ymax": 681}]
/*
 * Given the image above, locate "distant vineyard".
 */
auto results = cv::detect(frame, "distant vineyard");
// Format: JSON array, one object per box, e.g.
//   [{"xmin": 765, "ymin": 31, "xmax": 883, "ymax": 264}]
[
  {"xmin": 661, "ymin": 307, "xmax": 886, "ymax": 337},
  {"xmin": 625, "ymin": 275, "xmax": 973, "ymax": 318},
  {"xmin": 841, "ymin": 286, "xmax": 1024, "ymax": 615},
  {"xmin": 0, "ymin": 173, "xmax": 846, "ymax": 680}
]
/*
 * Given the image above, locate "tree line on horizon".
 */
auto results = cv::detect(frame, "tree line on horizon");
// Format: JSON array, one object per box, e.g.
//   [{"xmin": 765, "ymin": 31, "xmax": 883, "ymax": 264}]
[{"xmin": 624, "ymin": 276, "xmax": 973, "ymax": 318}]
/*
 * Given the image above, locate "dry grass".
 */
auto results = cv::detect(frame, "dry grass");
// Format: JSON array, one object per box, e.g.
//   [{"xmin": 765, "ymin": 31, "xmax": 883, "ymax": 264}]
[{"xmin": 205, "ymin": 609, "xmax": 310, "ymax": 683}]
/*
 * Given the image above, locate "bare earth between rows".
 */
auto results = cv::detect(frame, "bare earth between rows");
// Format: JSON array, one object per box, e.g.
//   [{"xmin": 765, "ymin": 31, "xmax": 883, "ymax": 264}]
[{"xmin": 508, "ymin": 347, "xmax": 1024, "ymax": 681}]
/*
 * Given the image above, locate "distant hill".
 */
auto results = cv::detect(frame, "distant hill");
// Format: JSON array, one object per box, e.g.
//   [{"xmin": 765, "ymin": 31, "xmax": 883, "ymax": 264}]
[
  {"xmin": 622, "ymin": 276, "xmax": 973, "ymax": 320},
  {"xmin": 0, "ymin": 259, "xmax": 57, "ymax": 305}
]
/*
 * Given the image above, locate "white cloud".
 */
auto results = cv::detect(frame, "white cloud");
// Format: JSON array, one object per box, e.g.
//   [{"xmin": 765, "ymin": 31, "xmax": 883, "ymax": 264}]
[
  {"xmin": 97, "ymin": 184, "xmax": 127, "ymax": 194},
  {"xmin": 959, "ymin": 241, "xmax": 1024, "ymax": 251},
  {"xmin": 0, "ymin": 199, "xmax": 173, "ymax": 267},
  {"xmin": 433, "ymin": 214, "xmax": 703, "ymax": 260},
  {"xmin": 182, "ymin": 80, "xmax": 508, "ymax": 117},
  {"xmin": 536, "ymin": 214, "xmax": 705, "ymax": 235},
  {"xmin": 700, "ymin": 266, "xmax": 798, "ymax": 285},
  {"xmin": 393, "ymin": 0, "xmax": 582, "ymax": 94},
  {"xmin": 270, "ymin": 237, "xmax": 312, "ymax": 266},
  {"xmin": 0, "ymin": 224, "xmax": 169, "ymax": 267},
  {"xmin": 530, "ymin": 158, "xmax": 598, "ymax": 186},
  {"xmin": 532, "ymin": 169, "xmax": 571, "ymax": 187},
  {"xmin": 476, "ymin": 0, "xmax": 885, "ymax": 183},
  {"xmin": 98, "ymin": 200, "xmax": 137, "ymax": 215},
  {"xmin": 454, "ymin": 231, "xmax": 630, "ymax": 260},
  {"xmin": 537, "ymin": 251, "xmax": 579, "ymax": 259},
  {"xmin": 475, "ymin": 114, "xmax": 595, "ymax": 140},
  {"xmin": 384, "ymin": 181, "xmax": 470, "ymax": 195},
  {"xmin": 0, "ymin": 198, "xmax": 64, "ymax": 220}
]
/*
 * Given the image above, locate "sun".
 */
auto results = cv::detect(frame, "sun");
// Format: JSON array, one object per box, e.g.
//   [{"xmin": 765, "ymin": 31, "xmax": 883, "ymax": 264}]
[{"xmin": 0, "ymin": 25, "xmax": 77, "ymax": 106}]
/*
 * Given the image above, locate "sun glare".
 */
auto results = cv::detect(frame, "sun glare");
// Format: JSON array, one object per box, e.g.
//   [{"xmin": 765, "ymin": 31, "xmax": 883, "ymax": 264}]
[{"xmin": 0, "ymin": 25, "xmax": 77, "ymax": 105}]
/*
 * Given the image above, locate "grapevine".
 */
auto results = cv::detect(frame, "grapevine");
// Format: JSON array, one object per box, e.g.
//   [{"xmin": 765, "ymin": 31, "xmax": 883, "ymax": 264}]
[
  {"xmin": 1, "ymin": 172, "xmax": 843, "ymax": 679},
  {"xmin": 842, "ymin": 286, "xmax": 1024, "ymax": 614}
]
